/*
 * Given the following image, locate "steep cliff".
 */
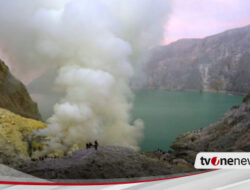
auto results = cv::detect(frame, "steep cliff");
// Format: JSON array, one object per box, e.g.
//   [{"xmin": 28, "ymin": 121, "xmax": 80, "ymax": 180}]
[
  {"xmin": 138, "ymin": 25, "xmax": 250, "ymax": 94},
  {"xmin": 0, "ymin": 59, "xmax": 41, "ymax": 120}
]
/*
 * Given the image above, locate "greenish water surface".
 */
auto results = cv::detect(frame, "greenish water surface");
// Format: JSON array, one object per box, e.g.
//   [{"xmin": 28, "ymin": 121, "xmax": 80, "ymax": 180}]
[{"xmin": 131, "ymin": 90, "xmax": 243, "ymax": 152}]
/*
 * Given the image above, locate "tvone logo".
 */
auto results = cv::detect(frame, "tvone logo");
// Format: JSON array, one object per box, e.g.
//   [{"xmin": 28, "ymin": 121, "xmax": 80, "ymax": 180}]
[
  {"xmin": 200, "ymin": 156, "xmax": 250, "ymax": 166},
  {"xmin": 195, "ymin": 153, "xmax": 250, "ymax": 169},
  {"xmin": 200, "ymin": 156, "xmax": 220, "ymax": 166}
]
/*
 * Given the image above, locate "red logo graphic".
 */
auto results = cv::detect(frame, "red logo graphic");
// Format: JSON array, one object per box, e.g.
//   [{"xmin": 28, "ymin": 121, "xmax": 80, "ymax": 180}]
[{"xmin": 211, "ymin": 157, "xmax": 220, "ymax": 166}]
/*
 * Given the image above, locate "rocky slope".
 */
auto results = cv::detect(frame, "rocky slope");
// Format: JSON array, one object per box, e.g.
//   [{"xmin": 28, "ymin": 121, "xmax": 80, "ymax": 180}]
[
  {"xmin": 135, "ymin": 25, "xmax": 250, "ymax": 94},
  {"xmin": 0, "ymin": 59, "xmax": 41, "ymax": 120},
  {"xmin": 0, "ymin": 108, "xmax": 46, "ymax": 166},
  {"xmin": 21, "ymin": 146, "xmax": 193, "ymax": 179},
  {"xmin": 168, "ymin": 93, "xmax": 250, "ymax": 164}
]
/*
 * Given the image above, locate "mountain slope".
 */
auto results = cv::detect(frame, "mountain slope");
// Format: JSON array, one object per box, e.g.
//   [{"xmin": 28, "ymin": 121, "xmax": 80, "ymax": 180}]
[
  {"xmin": 0, "ymin": 59, "xmax": 41, "ymax": 120},
  {"xmin": 139, "ymin": 25, "xmax": 250, "ymax": 94},
  {"xmin": 170, "ymin": 92, "xmax": 250, "ymax": 164}
]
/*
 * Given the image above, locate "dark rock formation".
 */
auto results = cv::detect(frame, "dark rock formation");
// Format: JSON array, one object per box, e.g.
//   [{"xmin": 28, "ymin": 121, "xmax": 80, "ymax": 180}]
[
  {"xmin": 21, "ymin": 146, "xmax": 193, "ymax": 179},
  {"xmin": 142, "ymin": 150, "xmax": 194, "ymax": 172},
  {"xmin": 135, "ymin": 25, "xmax": 250, "ymax": 94},
  {"xmin": 0, "ymin": 59, "xmax": 41, "ymax": 120},
  {"xmin": 170, "ymin": 93, "xmax": 250, "ymax": 164}
]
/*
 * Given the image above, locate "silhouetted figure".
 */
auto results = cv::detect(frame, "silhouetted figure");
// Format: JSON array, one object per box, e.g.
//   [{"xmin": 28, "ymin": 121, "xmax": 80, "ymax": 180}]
[
  {"xmin": 86, "ymin": 143, "xmax": 89, "ymax": 149},
  {"xmin": 94, "ymin": 140, "xmax": 98, "ymax": 150},
  {"xmin": 89, "ymin": 142, "xmax": 93, "ymax": 148}
]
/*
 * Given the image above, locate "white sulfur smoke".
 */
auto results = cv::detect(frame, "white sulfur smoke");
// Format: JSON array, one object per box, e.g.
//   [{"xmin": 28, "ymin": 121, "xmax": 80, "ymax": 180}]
[{"xmin": 0, "ymin": 0, "xmax": 171, "ymax": 153}]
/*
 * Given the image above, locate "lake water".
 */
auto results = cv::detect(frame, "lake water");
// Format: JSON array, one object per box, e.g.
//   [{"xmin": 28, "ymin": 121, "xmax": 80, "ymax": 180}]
[{"xmin": 131, "ymin": 90, "xmax": 243, "ymax": 152}]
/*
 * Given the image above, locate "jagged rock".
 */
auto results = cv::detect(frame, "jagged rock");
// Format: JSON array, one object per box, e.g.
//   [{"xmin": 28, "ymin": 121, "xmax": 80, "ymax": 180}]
[
  {"xmin": 21, "ymin": 146, "xmax": 175, "ymax": 179},
  {"xmin": 172, "ymin": 158, "xmax": 188, "ymax": 165},
  {"xmin": 172, "ymin": 158, "xmax": 193, "ymax": 170},
  {"xmin": 0, "ymin": 108, "xmax": 46, "ymax": 166},
  {"xmin": 160, "ymin": 153, "xmax": 171, "ymax": 161},
  {"xmin": 243, "ymin": 93, "xmax": 250, "ymax": 103},
  {"xmin": 133, "ymin": 25, "xmax": 250, "ymax": 94},
  {"xmin": 0, "ymin": 59, "xmax": 41, "ymax": 120},
  {"xmin": 170, "ymin": 93, "xmax": 250, "ymax": 164}
]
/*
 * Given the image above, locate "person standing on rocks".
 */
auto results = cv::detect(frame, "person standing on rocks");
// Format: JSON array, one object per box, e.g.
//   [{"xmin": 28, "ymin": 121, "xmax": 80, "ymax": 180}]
[{"xmin": 94, "ymin": 140, "xmax": 98, "ymax": 150}]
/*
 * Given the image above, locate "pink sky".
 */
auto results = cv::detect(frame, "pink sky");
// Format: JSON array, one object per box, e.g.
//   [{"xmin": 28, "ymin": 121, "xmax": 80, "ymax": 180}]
[
  {"xmin": 2, "ymin": 0, "xmax": 250, "ymax": 85},
  {"xmin": 163, "ymin": 0, "xmax": 250, "ymax": 44}
]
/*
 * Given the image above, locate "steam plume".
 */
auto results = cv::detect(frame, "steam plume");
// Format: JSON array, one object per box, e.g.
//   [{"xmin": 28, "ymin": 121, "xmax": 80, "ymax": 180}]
[{"xmin": 0, "ymin": 0, "xmax": 171, "ymax": 154}]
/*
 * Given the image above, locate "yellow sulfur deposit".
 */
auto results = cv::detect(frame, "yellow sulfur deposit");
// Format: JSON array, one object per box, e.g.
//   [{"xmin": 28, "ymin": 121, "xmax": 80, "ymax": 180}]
[{"xmin": 0, "ymin": 108, "xmax": 46, "ymax": 162}]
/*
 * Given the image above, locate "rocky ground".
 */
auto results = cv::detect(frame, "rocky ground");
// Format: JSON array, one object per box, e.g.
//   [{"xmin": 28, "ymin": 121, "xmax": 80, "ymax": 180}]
[{"xmin": 20, "ymin": 146, "xmax": 194, "ymax": 179}]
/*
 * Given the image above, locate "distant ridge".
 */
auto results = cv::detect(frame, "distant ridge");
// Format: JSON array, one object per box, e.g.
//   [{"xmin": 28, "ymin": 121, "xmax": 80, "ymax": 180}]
[{"xmin": 133, "ymin": 25, "xmax": 250, "ymax": 94}]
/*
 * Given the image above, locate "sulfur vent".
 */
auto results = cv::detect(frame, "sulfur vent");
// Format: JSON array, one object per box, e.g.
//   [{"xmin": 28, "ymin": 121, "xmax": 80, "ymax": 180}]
[{"xmin": 0, "ymin": 108, "xmax": 46, "ymax": 166}]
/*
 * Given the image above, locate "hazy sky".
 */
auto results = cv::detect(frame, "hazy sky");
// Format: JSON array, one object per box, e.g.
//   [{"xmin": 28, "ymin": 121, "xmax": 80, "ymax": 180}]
[
  {"xmin": 1, "ymin": 0, "xmax": 250, "ymax": 85},
  {"xmin": 163, "ymin": 0, "xmax": 250, "ymax": 44}
]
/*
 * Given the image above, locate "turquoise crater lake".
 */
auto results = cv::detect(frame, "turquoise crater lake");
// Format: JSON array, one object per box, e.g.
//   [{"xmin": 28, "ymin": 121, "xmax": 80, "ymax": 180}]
[{"xmin": 131, "ymin": 90, "xmax": 243, "ymax": 152}]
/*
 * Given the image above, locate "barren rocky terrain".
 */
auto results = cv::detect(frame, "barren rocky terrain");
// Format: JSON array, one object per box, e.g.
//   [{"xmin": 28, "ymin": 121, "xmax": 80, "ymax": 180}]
[{"xmin": 133, "ymin": 25, "xmax": 250, "ymax": 94}]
